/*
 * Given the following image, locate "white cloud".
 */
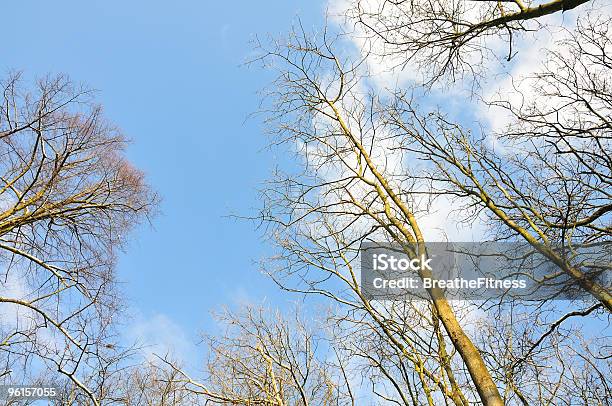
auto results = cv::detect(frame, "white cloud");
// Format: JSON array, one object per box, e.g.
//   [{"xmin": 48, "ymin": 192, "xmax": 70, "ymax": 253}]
[{"xmin": 126, "ymin": 312, "xmax": 197, "ymax": 364}]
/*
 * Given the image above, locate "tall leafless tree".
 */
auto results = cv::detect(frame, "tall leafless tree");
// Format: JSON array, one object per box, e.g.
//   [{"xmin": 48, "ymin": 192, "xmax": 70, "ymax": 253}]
[
  {"xmin": 381, "ymin": 11, "xmax": 611, "ymax": 309},
  {"xmin": 0, "ymin": 72, "xmax": 158, "ymax": 405}
]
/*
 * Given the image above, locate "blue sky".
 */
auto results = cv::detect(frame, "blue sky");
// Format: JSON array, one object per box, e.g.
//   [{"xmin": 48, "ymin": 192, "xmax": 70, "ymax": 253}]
[{"xmin": 0, "ymin": 0, "xmax": 326, "ymax": 361}]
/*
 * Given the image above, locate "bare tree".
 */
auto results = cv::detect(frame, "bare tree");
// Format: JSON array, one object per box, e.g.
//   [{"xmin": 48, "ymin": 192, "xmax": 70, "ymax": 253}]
[
  {"xmin": 473, "ymin": 302, "xmax": 610, "ymax": 405},
  {"xmin": 344, "ymin": 0, "xmax": 597, "ymax": 85},
  {"xmin": 244, "ymin": 26, "xmax": 509, "ymax": 405},
  {"xmin": 88, "ymin": 358, "xmax": 202, "ymax": 406},
  {"xmin": 0, "ymin": 72, "xmax": 158, "ymax": 405},
  {"xmin": 382, "ymin": 11, "xmax": 611, "ymax": 310},
  {"xmin": 157, "ymin": 306, "xmax": 353, "ymax": 405}
]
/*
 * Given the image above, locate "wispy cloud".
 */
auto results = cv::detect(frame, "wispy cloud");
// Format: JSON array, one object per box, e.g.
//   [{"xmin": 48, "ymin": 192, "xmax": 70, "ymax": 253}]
[{"xmin": 126, "ymin": 312, "xmax": 198, "ymax": 364}]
